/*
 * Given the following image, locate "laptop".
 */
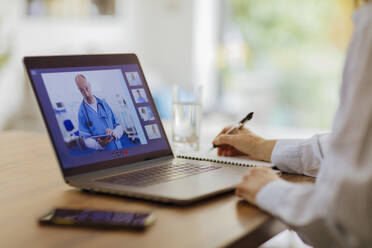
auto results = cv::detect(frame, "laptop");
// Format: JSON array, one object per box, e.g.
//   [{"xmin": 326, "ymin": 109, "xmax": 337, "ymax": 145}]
[{"xmin": 23, "ymin": 54, "xmax": 251, "ymax": 205}]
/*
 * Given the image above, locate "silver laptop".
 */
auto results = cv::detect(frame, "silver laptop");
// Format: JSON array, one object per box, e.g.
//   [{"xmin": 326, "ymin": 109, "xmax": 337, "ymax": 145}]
[{"xmin": 24, "ymin": 54, "xmax": 250, "ymax": 205}]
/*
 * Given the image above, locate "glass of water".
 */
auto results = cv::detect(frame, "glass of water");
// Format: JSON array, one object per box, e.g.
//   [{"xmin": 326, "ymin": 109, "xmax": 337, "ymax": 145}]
[{"xmin": 172, "ymin": 85, "xmax": 202, "ymax": 152}]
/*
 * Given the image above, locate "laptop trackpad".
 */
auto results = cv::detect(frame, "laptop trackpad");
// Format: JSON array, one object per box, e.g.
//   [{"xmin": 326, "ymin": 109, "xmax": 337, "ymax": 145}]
[{"xmin": 144, "ymin": 167, "xmax": 250, "ymax": 201}]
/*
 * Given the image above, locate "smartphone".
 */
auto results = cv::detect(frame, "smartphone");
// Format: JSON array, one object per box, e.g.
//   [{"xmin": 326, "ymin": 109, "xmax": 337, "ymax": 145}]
[{"xmin": 39, "ymin": 208, "xmax": 156, "ymax": 230}]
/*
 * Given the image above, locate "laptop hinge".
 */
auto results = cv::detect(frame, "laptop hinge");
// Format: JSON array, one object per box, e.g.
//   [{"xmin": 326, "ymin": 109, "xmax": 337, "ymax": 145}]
[{"xmin": 65, "ymin": 155, "xmax": 175, "ymax": 182}]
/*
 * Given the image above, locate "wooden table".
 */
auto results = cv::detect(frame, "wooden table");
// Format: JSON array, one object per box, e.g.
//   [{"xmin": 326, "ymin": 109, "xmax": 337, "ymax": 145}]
[{"xmin": 0, "ymin": 131, "xmax": 314, "ymax": 248}]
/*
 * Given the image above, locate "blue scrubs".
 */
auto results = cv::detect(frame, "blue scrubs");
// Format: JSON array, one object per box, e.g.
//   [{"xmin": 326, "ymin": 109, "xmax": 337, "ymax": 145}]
[
  {"xmin": 137, "ymin": 96, "xmax": 146, "ymax": 103},
  {"xmin": 78, "ymin": 97, "xmax": 122, "ymax": 151}
]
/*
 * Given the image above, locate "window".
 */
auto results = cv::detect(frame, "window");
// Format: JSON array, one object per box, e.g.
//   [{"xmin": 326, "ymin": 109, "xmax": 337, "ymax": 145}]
[
  {"xmin": 26, "ymin": 0, "xmax": 116, "ymax": 17},
  {"xmin": 218, "ymin": 0, "xmax": 353, "ymax": 128}
]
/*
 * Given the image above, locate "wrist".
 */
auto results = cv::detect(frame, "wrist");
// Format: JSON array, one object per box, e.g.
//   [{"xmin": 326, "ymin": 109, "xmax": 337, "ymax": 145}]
[
  {"xmin": 254, "ymin": 178, "xmax": 283, "ymax": 204},
  {"xmin": 236, "ymin": 167, "xmax": 281, "ymax": 204},
  {"xmin": 257, "ymin": 139, "xmax": 277, "ymax": 162},
  {"xmin": 253, "ymin": 178, "xmax": 279, "ymax": 201}
]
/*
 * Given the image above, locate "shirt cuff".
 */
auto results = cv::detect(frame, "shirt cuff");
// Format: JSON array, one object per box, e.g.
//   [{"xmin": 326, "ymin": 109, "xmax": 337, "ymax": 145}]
[
  {"xmin": 255, "ymin": 179, "xmax": 295, "ymax": 216},
  {"xmin": 271, "ymin": 139, "xmax": 306, "ymax": 174}
]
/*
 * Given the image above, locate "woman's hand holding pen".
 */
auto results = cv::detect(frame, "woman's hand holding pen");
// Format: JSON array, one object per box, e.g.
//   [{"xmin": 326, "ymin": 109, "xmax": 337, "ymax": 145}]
[{"xmin": 212, "ymin": 126, "xmax": 277, "ymax": 162}]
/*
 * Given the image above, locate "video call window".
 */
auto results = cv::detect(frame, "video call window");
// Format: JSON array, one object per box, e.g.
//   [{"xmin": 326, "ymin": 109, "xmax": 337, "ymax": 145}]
[
  {"xmin": 145, "ymin": 124, "xmax": 161, "ymax": 140},
  {"xmin": 138, "ymin": 106, "xmax": 155, "ymax": 122},
  {"xmin": 41, "ymin": 69, "xmax": 148, "ymax": 156},
  {"xmin": 132, "ymin": 88, "xmax": 148, "ymax": 104},
  {"xmin": 125, "ymin": 71, "xmax": 142, "ymax": 87}
]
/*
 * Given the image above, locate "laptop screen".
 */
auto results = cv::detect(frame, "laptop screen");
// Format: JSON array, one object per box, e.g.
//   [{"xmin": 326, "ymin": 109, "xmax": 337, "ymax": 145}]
[{"xmin": 27, "ymin": 61, "xmax": 172, "ymax": 173}]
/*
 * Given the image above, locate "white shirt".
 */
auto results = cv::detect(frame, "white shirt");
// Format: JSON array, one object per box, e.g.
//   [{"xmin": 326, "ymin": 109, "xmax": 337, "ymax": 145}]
[
  {"xmin": 84, "ymin": 97, "xmax": 98, "ymax": 113},
  {"xmin": 256, "ymin": 4, "xmax": 372, "ymax": 247}
]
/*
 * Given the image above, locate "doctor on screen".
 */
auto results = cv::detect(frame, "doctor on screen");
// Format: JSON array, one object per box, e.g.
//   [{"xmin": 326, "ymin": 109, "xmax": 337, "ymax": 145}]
[{"xmin": 75, "ymin": 74, "xmax": 123, "ymax": 151}]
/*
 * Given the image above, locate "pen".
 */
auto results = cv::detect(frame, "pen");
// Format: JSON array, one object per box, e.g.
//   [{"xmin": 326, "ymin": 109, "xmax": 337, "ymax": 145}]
[{"xmin": 211, "ymin": 112, "xmax": 254, "ymax": 149}]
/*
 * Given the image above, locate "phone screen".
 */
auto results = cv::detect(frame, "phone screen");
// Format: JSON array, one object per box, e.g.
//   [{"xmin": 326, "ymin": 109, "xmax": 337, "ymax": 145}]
[{"xmin": 39, "ymin": 208, "xmax": 155, "ymax": 229}]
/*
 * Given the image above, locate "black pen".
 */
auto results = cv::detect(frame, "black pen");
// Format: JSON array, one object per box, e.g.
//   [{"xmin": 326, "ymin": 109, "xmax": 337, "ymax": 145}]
[{"xmin": 211, "ymin": 112, "xmax": 254, "ymax": 150}]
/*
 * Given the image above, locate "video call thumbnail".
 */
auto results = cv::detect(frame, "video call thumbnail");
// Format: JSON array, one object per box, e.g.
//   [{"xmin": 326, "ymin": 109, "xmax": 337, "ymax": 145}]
[
  {"xmin": 145, "ymin": 124, "xmax": 161, "ymax": 140},
  {"xmin": 125, "ymin": 71, "xmax": 142, "ymax": 86},
  {"xmin": 138, "ymin": 106, "xmax": 155, "ymax": 122},
  {"xmin": 132, "ymin": 88, "xmax": 148, "ymax": 104},
  {"xmin": 41, "ymin": 69, "xmax": 149, "ymax": 156}
]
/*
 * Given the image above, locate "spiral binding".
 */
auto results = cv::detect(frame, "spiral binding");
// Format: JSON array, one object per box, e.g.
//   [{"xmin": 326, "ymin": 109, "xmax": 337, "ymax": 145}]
[{"xmin": 176, "ymin": 154, "xmax": 256, "ymax": 167}]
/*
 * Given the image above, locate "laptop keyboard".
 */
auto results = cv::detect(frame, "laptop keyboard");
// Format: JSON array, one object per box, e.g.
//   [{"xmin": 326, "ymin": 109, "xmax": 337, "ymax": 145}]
[{"xmin": 96, "ymin": 162, "xmax": 221, "ymax": 187}]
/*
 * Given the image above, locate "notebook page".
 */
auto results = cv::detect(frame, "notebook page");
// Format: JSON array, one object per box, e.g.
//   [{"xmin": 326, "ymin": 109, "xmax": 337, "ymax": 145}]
[{"xmin": 176, "ymin": 150, "xmax": 274, "ymax": 167}]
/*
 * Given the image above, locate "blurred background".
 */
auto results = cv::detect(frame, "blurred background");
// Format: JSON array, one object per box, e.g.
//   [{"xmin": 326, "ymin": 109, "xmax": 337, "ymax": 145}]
[
  {"xmin": 0, "ymin": 1, "xmax": 355, "ymax": 247},
  {"xmin": 0, "ymin": 0, "xmax": 353, "ymax": 134}
]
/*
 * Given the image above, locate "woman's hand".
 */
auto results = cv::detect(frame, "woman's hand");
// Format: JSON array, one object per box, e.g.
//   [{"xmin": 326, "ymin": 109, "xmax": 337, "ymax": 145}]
[
  {"xmin": 212, "ymin": 126, "xmax": 277, "ymax": 162},
  {"xmin": 236, "ymin": 167, "xmax": 280, "ymax": 204}
]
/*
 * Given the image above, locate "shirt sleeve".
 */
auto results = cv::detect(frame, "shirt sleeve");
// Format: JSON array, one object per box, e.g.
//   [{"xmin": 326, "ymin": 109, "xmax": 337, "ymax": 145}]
[
  {"xmin": 112, "ymin": 125, "xmax": 123, "ymax": 139},
  {"xmin": 255, "ymin": 7, "xmax": 372, "ymax": 247},
  {"xmin": 255, "ymin": 180, "xmax": 336, "ymax": 247},
  {"xmin": 271, "ymin": 134, "xmax": 330, "ymax": 177}
]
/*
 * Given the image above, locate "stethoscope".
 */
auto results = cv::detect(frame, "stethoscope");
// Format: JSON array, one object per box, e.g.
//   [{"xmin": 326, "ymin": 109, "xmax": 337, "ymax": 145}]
[
  {"xmin": 82, "ymin": 98, "xmax": 119, "ymax": 150},
  {"xmin": 83, "ymin": 99, "xmax": 106, "ymax": 131}
]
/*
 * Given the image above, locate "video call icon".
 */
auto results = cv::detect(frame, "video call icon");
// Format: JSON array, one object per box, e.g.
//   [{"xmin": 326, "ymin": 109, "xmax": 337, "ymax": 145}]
[
  {"xmin": 112, "ymin": 149, "xmax": 129, "ymax": 158},
  {"xmin": 132, "ymin": 88, "xmax": 148, "ymax": 104},
  {"xmin": 126, "ymin": 72, "xmax": 142, "ymax": 87}
]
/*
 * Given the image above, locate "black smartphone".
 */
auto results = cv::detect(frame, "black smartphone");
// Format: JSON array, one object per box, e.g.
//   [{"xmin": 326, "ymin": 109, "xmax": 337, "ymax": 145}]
[{"xmin": 39, "ymin": 208, "xmax": 156, "ymax": 230}]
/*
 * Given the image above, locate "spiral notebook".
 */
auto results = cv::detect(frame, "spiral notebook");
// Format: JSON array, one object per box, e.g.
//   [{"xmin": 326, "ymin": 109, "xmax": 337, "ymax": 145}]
[{"xmin": 176, "ymin": 150, "xmax": 274, "ymax": 168}]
